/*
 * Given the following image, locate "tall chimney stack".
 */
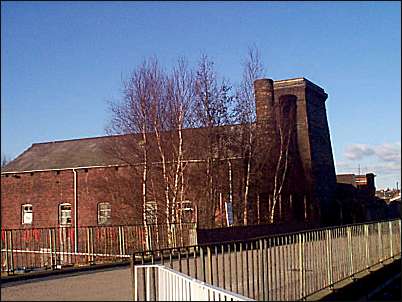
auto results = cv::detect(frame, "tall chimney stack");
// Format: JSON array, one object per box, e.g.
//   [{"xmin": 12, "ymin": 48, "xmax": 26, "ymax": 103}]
[{"xmin": 254, "ymin": 78, "xmax": 274, "ymax": 123}]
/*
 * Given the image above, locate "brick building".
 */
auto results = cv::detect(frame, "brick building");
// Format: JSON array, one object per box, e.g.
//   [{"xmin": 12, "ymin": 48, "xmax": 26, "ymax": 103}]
[
  {"xmin": 336, "ymin": 173, "xmax": 376, "ymax": 198},
  {"xmin": 1, "ymin": 77, "xmax": 337, "ymax": 230}
]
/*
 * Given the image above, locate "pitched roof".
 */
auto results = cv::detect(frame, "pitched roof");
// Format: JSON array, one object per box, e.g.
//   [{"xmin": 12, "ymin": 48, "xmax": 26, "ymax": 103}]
[
  {"xmin": 1, "ymin": 135, "xmax": 128, "ymax": 172},
  {"xmin": 2, "ymin": 125, "xmax": 242, "ymax": 173}
]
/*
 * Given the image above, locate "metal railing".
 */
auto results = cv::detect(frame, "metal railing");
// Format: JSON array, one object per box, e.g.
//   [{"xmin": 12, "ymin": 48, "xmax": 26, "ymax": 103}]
[
  {"xmin": 1, "ymin": 223, "xmax": 197, "ymax": 274},
  {"xmin": 134, "ymin": 264, "xmax": 253, "ymax": 301},
  {"xmin": 131, "ymin": 219, "xmax": 401, "ymax": 301}
]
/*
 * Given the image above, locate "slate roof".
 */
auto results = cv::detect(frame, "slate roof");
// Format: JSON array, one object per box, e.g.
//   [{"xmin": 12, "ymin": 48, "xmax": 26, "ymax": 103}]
[
  {"xmin": 1, "ymin": 135, "xmax": 128, "ymax": 172},
  {"xmin": 2, "ymin": 125, "xmax": 242, "ymax": 173}
]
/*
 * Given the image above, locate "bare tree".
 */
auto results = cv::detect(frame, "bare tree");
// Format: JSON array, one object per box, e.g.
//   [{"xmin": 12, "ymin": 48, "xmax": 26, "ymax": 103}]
[
  {"xmin": 269, "ymin": 96, "xmax": 297, "ymax": 223},
  {"xmin": 106, "ymin": 50, "xmax": 307, "ymax": 229},
  {"xmin": 106, "ymin": 58, "xmax": 158, "ymax": 248},
  {"xmin": 233, "ymin": 46, "xmax": 264, "ymax": 225},
  {"xmin": 193, "ymin": 54, "xmax": 234, "ymax": 227},
  {"xmin": 106, "ymin": 56, "xmax": 199, "ymax": 244},
  {"xmin": 1, "ymin": 154, "xmax": 10, "ymax": 169},
  {"xmin": 166, "ymin": 58, "xmax": 195, "ymax": 226}
]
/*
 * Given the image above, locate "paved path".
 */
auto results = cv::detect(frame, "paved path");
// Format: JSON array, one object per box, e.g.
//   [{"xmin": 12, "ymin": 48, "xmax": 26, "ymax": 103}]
[{"xmin": 1, "ymin": 267, "xmax": 132, "ymax": 301}]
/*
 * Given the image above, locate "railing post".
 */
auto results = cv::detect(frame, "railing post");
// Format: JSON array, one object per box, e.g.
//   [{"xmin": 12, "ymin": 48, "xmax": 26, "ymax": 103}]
[
  {"xmin": 130, "ymin": 254, "xmax": 137, "ymax": 301},
  {"xmin": 87, "ymin": 227, "xmax": 91, "ymax": 263},
  {"xmin": 325, "ymin": 229, "xmax": 333, "ymax": 288},
  {"xmin": 48, "ymin": 229, "xmax": 53, "ymax": 269},
  {"xmin": 298, "ymin": 233, "xmax": 304, "ymax": 299},
  {"xmin": 221, "ymin": 244, "xmax": 225, "ymax": 290},
  {"xmin": 118, "ymin": 226, "xmax": 122, "ymax": 256},
  {"xmin": 388, "ymin": 221, "xmax": 393, "ymax": 259},
  {"xmin": 122, "ymin": 227, "xmax": 126, "ymax": 255},
  {"xmin": 263, "ymin": 239, "xmax": 268, "ymax": 301},
  {"xmin": 399, "ymin": 220, "xmax": 402, "ymax": 255},
  {"xmin": 51, "ymin": 229, "xmax": 55, "ymax": 268},
  {"xmin": 148, "ymin": 225, "xmax": 152, "ymax": 251},
  {"xmin": 146, "ymin": 267, "xmax": 151, "ymax": 301},
  {"xmin": 302, "ymin": 233, "xmax": 306, "ymax": 299},
  {"xmin": 234, "ymin": 243, "xmax": 238, "ymax": 294},
  {"xmin": 364, "ymin": 224, "xmax": 369, "ymax": 269},
  {"xmin": 10, "ymin": 230, "xmax": 15, "ymax": 274},
  {"xmin": 207, "ymin": 246, "xmax": 213, "ymax": 285},
  {"xmin": 258, "ymin": 239, "xmax": 264, "ymax": 301},
  {"xmin": 347, "ymin": 226, "xmax": 354, "ymax": 277},
  {"xmin": 4, "ymin": 230, "xmax": 9, "ymax": 274},
  {"xmin": 378, "ymin": 222, "xmax": 383, "ymax": 263},
  {"xmin": 200, "ymin": 246, "xmax": 206, "ymax": 282}
]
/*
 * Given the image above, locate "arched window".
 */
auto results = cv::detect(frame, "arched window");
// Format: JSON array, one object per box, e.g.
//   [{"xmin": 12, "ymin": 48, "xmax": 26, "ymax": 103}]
[
  {"xmin": 59, "ymin": 203, "xmax": 72, "ymax": 226},
  {"xmin": 98, "ymin": 202, "xmax": 111, "ymax": 225},
  {"xmin": 22, "ymin": 204, "xmax": 33, "ymax": 224}
]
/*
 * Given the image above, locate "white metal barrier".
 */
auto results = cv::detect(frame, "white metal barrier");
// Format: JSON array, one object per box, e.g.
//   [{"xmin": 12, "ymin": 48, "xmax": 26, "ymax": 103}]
[{"xmin": 134, "ymin": 264, "xmax": 254, "ymax": 301}]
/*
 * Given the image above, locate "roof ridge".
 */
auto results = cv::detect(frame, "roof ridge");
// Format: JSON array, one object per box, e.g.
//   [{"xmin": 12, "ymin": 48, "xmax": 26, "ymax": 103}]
[
  {"xmin": 32, "ymin": 133, "xmax": 131, "ymax": 146},
  {"xmin": 30, "ymin": 124, "xmax": 243, "ymax": 146},
  {"xmin": 2, "ymin": 144, "xmax": 36, "ymax": 169}
]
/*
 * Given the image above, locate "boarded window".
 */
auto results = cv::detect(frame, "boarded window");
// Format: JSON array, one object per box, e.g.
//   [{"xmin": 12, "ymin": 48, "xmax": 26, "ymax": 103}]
[
  {"xmin": 59, "ymin": 203, "xmax": 72, "ymax": 225},
  {"xmin": 22, "ymin": 204, "xmax": 33, "ymax": 224},
  {"xmin": 98, "ymin": 202, "xmax": 112, "ymax": 225}
]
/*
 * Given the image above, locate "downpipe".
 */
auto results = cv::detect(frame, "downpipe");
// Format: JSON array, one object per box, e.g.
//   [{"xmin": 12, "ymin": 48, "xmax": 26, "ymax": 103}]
[{"xmin": 73, "ymin": 169, "xmax": 78, "ymax": 253}]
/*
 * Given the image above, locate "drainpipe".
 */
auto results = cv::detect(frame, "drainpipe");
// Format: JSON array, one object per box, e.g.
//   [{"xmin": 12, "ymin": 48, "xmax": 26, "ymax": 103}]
[{"xmin": 73, "ymin": 169, "xmax": 78, "ymax": 253}]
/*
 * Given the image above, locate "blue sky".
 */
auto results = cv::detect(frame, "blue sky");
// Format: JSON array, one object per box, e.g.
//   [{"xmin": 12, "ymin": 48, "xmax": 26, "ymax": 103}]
[{"xmin": 1, "ymin": 1, "xmax": 401, "ymax": 189}]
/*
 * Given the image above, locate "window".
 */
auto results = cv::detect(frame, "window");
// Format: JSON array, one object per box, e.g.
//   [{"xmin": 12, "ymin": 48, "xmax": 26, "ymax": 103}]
[
  {"xmin": 59, "ymin": 203, "xmax": 72, "ymax": 225},
  {"xmin": 98, "ymin": 202, "xmax": 112, "ymax": 225},
  {"xmin": 22, "ymin": 204, "xmax": 33, "ymax": 224},
  {"xmin": 145, "ymin": 201, "xmax": 157, "ymax": 225},
  {"xmin": 179, "ymin": 200, "xmax": 194, "ymax": 223}
]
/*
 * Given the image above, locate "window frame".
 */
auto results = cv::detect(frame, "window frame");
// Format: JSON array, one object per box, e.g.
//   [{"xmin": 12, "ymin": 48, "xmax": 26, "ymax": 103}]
[
  {"xmin": 59, "ymin": 203, "xmax": 72, "ymax": 226},
  {"xmin": 97, "ymin": 202, "xmax": 112, "ymax": 225},
  {"xmin": 145, "ymin": 201, "xmax": 158, "ymax": 225},
  {"xmin": 21, "ymin": 204, "xmax": 33, "ymax": 225},
  {"xmin": 179, "ymin": 200, "xmax": 194, "ymax": 223}
]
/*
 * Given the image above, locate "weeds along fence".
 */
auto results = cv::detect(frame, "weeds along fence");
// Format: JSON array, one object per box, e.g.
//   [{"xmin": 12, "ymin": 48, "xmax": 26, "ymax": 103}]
[
  {"xmin": 131, "ymin": 219, "xmax": 401, "ymax": 301},
  {"xmin": 1, "ymin": 223, "xmax": 197, "ymax": 274}
]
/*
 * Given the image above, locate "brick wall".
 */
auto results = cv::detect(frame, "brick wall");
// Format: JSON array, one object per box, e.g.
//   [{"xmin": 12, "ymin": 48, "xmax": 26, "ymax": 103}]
[
  {"xmin": 1, "ymin": 161, "xmax": 240, "ymax": 229},
  {"xmin": 1, "ymin": 167, "xmax": 143, "ymax": 229},
  {"xmin": 1, "ymin": 170, "xmax": 74, "ymax": 229},
  {"xmin": 1, "ymin": 77, "xmax": 337, "ymax": 229}
]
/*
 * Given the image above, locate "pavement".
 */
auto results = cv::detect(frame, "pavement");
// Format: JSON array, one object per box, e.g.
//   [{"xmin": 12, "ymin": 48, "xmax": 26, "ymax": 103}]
[{"xmin": 1, "ymin": 266, "xmax": 132, "ymax": 301}]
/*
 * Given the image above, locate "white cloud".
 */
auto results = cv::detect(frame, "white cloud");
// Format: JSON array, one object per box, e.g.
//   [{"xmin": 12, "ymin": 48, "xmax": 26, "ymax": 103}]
[
  {"xmin": 374, "ymin": 143, "xmax": 401, "ymax": 162},
  {"xmin": 344, "ymin": 142, "xmax": 401, "ymax": 163},
  {"xmin": 370, "ymin": 162, "xmax": 401, "ymax": 175},
  {"xmin": 339, "ymin": 142, "xmax": 401, "ymax": 189},
  {"xmin": 344, "ymin": 144, "xmax": 374, "ymax": 160}
]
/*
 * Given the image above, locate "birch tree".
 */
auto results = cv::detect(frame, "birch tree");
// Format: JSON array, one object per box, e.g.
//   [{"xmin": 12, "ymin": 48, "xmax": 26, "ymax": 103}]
[
  {"xmin": 106, "ymin": 58, "xmax": 155, "ymax": 247},
  {"xmin": 233, "ymin": 46, "xmax": 264, "ymax": 225},
  {"xmin": 269, "ymin": 96, "xmax": 297, "ymax": 223},
  {"xmin": 193, "ymin": 54, "xmax": 234, "ymax": 228},
  {"xmin": 106, "ymin": 57, "xmax": 197, "ymax": 243},
  {"xmin": 166, "ymin": 58, "xmax": 195, "ymax": 226}
]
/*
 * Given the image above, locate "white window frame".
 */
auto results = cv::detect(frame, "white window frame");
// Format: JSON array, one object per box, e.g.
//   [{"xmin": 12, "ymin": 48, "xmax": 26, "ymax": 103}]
[
  {"xmin": 22, "ymin": 204, "xmax": 33, "ymax": 225},
  {"xmin": 98, "ymin": 202, "xmax": 112, "ymax": 225},
  {"xmin": 179, "ymin": 200, "xmax": 194, "ymax": 223},
  {"xmin": 59, "ymin": 203, "xmax": 72, "ymax": 226},
  {"xmin": 145, "ymin": 201, "xmax": 158, "ymax": 225}
]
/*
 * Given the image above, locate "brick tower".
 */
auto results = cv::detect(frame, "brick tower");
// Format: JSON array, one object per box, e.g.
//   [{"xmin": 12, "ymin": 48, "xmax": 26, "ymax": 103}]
[{"xmin": 254, "ymin": 78, "xmax": 337, "ymax": 225}]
